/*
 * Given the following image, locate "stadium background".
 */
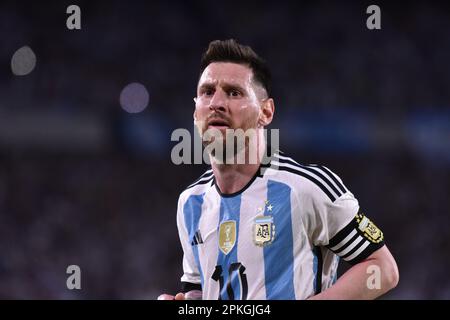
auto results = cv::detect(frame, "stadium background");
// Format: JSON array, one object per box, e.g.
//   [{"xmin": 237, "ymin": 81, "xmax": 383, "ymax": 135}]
[{"xmin": 0, "ymin": 0, "xmax": 449, "ymax": 299}]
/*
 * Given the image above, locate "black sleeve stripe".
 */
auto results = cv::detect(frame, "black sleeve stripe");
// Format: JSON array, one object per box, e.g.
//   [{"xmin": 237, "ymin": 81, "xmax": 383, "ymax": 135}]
[
  {"xmin": 274, "ymin": 156, "xmax": 343, "ymax": 198},
  {"xmin": 313, "ymin": 246, "xmax": 323, "ymax": 294},
  {"xmin": 194, "ymin": 170, "xmax": 213, "ymax": 182},
  {"xmin": 277, "ymin": 166, "xmax": 337, "ymax": 202},
  {"xmin": 314, "ymin": 165, "xmax": 347, "ymax": 194},
  {"xmin": 181, "ymin": 281, "xmax": 202, "ymax": 293},
  {"xmin": 185, "ymin": 168, "xmax": 213, "ymax": 188},
  {"xmin": 186, "ymin": 174, "xmax": 214, "ymax": 189},
  {"xmin": 188, "ymin": 172, "xmax": 213, "ymax": 185},
  {"xmin": 198, "ymin": 169, "xmax": 213, "ymax": 179}
]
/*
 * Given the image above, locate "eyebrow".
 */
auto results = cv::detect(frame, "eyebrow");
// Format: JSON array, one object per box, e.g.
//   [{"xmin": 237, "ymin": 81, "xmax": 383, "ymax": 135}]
[
  {"xmin": 198, "ymin": 81, "xmax": 247, "ymax": 94},
  {"xmin": 198, "ymin": 82, "xmax": 215, "ymax": 91}
]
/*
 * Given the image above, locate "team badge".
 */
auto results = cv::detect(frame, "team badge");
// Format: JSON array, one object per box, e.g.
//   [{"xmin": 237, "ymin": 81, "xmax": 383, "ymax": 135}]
[
  {"xmin": 253, "ymin": 215, "xmax": 275, "ymax": 247},
  {"xmin": 218, "ymin": 220, "xmax": 236, "ymax": 255},
  {"xmin": 357, "ymin": 214, "xmax": 384, "ymax": 243}
]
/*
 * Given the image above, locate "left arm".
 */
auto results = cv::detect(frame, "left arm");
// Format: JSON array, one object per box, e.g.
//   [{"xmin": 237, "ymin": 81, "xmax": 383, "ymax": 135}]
[
  {"xmin": 309, "ymin": 245, "xmax": 399, "ymax": 300},
  {"xmin": 300, "ymin": 166, "xmax": 398, "ymax": 300}
]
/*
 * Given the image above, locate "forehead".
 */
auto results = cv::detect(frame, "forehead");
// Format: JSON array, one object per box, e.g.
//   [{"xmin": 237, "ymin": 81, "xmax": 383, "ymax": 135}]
[{"xmin": 198, "ymin": 62, "xmax": 253, "ymax": 87}]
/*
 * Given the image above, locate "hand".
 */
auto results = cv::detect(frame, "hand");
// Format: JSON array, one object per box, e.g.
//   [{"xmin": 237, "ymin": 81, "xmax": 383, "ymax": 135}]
[
  {"xmin": 157, "ymin": 293, "xmax": 186, "ymax": 300},
  {"xmin": 158, "ymin": 290, "xmax": 202, "ymax": 300}
]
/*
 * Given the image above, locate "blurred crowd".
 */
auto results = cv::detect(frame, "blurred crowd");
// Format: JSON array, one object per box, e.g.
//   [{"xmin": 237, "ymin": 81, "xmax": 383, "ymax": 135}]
[{"xmin": 0, "ymin": 0, "xmax": 449, "ymax": 298}]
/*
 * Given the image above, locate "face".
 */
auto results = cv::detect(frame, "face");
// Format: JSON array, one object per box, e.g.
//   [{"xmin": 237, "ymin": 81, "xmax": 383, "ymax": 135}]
[{"xmin": 194, "ymin": 62, "xmax": 265, "ymax": 139}]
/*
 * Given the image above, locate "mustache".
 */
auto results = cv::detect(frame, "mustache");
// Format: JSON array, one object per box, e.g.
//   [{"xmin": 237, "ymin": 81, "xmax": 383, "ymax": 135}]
[{"xmin": 205, "ymin": 112, "xmax": 231, "ymax": 126}]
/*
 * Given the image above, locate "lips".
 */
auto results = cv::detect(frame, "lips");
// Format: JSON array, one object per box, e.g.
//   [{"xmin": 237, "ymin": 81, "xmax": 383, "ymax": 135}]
[{"xmin": 207, "ymin": 118, "xmax": 230, "ymax": 128}]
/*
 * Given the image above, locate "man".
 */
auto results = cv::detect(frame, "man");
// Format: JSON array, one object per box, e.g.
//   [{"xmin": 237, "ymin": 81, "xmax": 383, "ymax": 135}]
[{"xmin": 159, "ymin": 39, "xmax": 399, "ymax": 300}]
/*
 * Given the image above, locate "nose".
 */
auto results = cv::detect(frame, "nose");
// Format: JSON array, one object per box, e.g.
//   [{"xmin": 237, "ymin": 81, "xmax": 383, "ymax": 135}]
[{"xmin": 209, "ymin": 90, "xmax": 227, "ymax": 113}]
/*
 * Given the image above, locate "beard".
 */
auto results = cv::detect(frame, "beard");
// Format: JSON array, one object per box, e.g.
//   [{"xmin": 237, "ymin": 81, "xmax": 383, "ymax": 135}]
[{"xmin": 195, "ymin": 115, "xmax": 260, "ymax": 165}]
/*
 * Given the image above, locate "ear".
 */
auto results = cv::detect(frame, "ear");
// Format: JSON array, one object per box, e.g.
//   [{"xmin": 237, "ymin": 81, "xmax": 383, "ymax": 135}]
[
  {"xmin": 193, "ymin": 97, "xmax": 199, "ymax": 122},
  {"xmin": 258, "ymin": 98, "xmax": 275, "ymax": 127}
]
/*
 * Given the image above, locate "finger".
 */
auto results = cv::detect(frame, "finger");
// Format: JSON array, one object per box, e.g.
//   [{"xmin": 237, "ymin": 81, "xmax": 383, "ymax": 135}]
[
  {"xmin": 174, "ymin": 293, "xmax": 186, "ymax": 300},
  {"xmin": 185, "ymin": 290, "xmax": 202, "ymax": 300},
  {"xmin": 157, "ymin": 294, "xmax": 175, "ymax": 300}
]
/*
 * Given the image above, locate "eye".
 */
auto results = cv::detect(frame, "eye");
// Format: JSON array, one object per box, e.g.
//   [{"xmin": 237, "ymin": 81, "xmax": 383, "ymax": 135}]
[
  {"xmin": 199, "ymin": 87, "xmax": 214, "ymax": 97},
  {"xmin": 229, "ymin": 89, "xmax": 242, "ymax": 97}
]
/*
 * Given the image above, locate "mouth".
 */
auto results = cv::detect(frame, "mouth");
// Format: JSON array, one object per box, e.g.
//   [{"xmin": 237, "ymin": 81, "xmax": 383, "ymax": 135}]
[{"xmin": 207, "ymin": 118, "xmax": 230, "ymax": 129}]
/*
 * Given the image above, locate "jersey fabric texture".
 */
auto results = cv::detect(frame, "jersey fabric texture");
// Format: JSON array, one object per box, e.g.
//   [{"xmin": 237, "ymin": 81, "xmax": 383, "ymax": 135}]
[{"xmin": 176, "ymin": 150, "xmax": 385, "ymax": 300}]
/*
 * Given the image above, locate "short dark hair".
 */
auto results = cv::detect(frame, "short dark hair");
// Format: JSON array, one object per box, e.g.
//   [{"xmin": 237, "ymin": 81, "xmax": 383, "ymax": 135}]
[{"xmin": 199, "ymin": 39, "xmax": 272, "ymax": 97}]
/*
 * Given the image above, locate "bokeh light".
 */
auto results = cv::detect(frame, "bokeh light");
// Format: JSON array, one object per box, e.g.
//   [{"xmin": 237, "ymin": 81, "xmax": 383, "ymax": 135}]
[
  {"xmin": 11, "ymin": 46, "xmax": 37, "ymax": 76},
  {"xmin": 119, "ymin": 82, "xmax": 150, "ymax": 113}
]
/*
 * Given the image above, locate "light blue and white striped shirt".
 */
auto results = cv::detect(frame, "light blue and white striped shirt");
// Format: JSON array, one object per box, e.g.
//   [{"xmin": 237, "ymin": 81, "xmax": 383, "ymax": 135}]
[{"xmin": 177, "ymin": 151, "xmax": 384, "ymax": 300}]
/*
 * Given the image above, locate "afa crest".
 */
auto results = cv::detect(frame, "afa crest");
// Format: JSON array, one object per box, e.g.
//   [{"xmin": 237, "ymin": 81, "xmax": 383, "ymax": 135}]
[
  {"xmin": 253, "ymin": 215, "xmax": 275, "ymax": 247},
  {"xmin": 357, "ymin": 214, "xmax": 384, "ymax": 243}
]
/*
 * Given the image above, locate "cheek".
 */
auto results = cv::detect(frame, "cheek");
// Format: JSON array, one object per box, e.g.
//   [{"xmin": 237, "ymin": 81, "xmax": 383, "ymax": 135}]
[
  {"xmin": 194, "ymin": 104, "xmax": 209, "ymax": 132},
  {"xmin": 194, "ymin": 103, "xmax": 209, "ymax": 119},
  {"xmin": 233, "ymin": 104, "xmax": 260, "ymax": 126}
]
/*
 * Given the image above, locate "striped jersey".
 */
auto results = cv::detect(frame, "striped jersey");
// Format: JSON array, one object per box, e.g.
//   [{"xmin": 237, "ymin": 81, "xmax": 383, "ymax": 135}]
[{"xmin": 177, "ymin": 151, "xmax": 385, "ymax": 300}]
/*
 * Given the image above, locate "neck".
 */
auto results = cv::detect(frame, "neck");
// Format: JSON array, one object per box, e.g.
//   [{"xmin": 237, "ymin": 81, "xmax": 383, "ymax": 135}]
[{"xmin": 211, "ymin": 131, "xmax": 266, "ymax": 195}]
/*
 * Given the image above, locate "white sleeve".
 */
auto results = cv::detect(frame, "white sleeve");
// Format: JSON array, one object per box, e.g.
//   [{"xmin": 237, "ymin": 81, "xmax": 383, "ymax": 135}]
[
  {"xmin": 176, "ymin": 194, "xmax": 202, "ymax": 291},
  {"xmin": 301, "ymin": 168, "xmax": 385, "ymax": 265}
]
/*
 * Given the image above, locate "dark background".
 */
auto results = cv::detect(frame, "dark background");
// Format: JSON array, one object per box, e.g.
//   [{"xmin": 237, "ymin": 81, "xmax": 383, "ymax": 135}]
[{"xmin": 0, "ymin": 0, "xmax": 449, "ymax": 299}]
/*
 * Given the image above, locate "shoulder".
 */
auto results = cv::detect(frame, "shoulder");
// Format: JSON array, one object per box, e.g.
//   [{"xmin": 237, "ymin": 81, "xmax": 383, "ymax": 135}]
[
  {"xmin": 268, "ymin": 151, "xmax": 349, "ymax": 203},
  {"xmin": 178, "ymin": 167, "xmax": 214, "ymax": 204}
]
